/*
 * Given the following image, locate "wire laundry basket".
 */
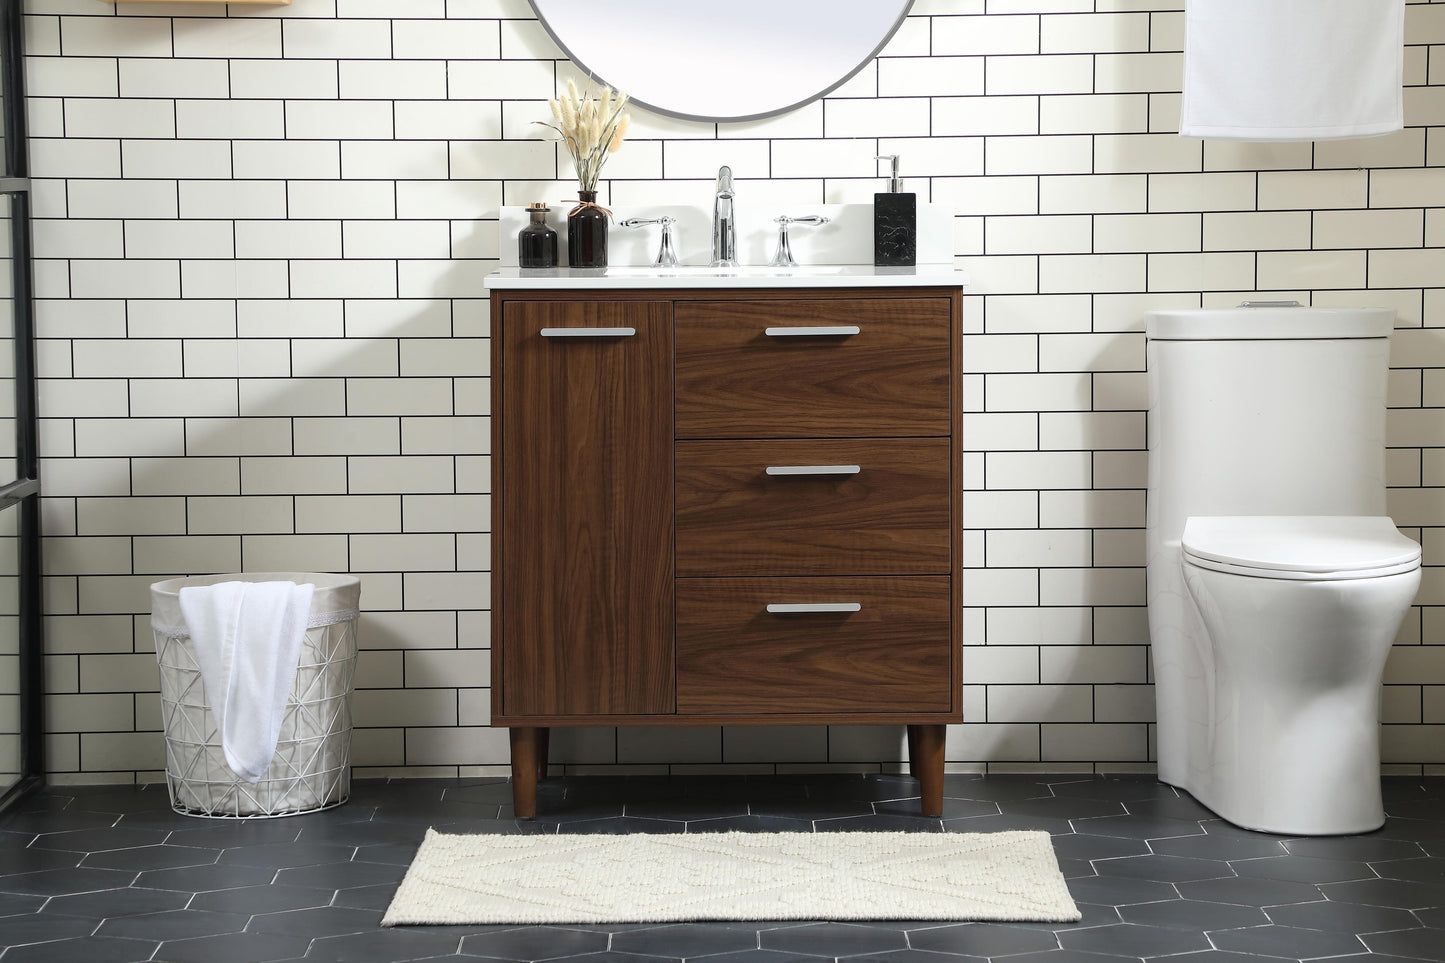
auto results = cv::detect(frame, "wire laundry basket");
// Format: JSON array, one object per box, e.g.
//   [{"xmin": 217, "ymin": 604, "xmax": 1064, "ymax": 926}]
[{"xmin": 150, "ymin": 572, "xmax": 361, "ymax": 818}]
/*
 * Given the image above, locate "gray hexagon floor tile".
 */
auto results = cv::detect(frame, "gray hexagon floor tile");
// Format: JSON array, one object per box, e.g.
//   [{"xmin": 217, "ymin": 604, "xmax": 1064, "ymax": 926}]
[
  {"xmin": 0, "ymin": 866, "xmax": 136, "ymax": 896},
  {"xmin": 188, "ymin": 882, "xmax": 336, "ymax": 914},
  {"xmin": 1206, "ymin": 924, "xmax": 1368, "ymax": 960},
  {"xmin": 80, "ymin": 843, "xmax": 220, "ymax": 872},
  {"xmin": 39, "ymin": 884, "xmax": 191, "ymax": 918},
  {"xmin": 1092, "ymin": 854, "xmax": 1232, "ymax": 882},
  {"xmin": 0, "ymin": 911, "xmax": 100, "ymax": 945},
  {"xmin": 609, "ymin": 922, "xmax": 759, "ymax": 957},
  {"xmin": 1319, "ymin": 876, "xmax": 1445, "ymax": 909},
  {"xmin": 1372, "ymin": 856, "xmax": 1445, "ymax": 884},
  {"xmin": 0, "ymin": 935, "xmax": 159, "ymax": 963},
  {"xmin": 247, "ymin": 904, "xmax": 384, "ymax": 937},
  {"xmin": 1061, "ymin": 921, "xmax": 1214, "ymax": 957},
  {"xmin": 1, "ymin": 775, "xmax": 1442, "ymax": 963},
  {"xmin": 458, "ymin": 925, "xmax": 609, "ymax": 959},
  {"xmin": 95, "ymin": 907, "xmax": 250, "ymax": 941},
  {"xmin": 1149, "ymin": 834, "xmax": 1286, "ymax": 861},
  {"xmin": 1119, "ymin": 898, "xmax": 1269, "ymax": 932},
  {"xmin": 907, "ymin": 922, "xmax": 1061, "ymax": 956},
  {"xmin": 668, "ymin": 951, "xmax": 820, "ymax": 963},
  {"xmin": 1227, "ymin": 855, "xmax": 1375, "ymax": 884},
  {"xmin": 1065, "ymin": 873, "xmax": 1181, "ymax": 907},
  {"xmin": 155, "ymin": 930, "xmax": 314, "ymax": 963},
  {"xmin": 759, "ymin": 921, "xmax": 908, "ymax": 956},
  {"xmin": 1360, "ymin": 928, "xmax": 1445, "ymax": 962},
  {"xmin": 313, "ymin": 928, "xmax": 471, "ymax": 961},
  {"xmin": 1261, "ymin": 898, "xmax": 1420, "ymax": 933},
  {"xmin": 1176, "ymin": 876, "xmax": 1324, "ymax": 907}
]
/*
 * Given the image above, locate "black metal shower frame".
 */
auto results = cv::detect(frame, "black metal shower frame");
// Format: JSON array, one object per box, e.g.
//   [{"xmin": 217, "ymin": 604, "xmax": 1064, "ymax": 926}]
[{"xmin": 0, "ymin": 0, "xmax": 44, "ymax": 812}]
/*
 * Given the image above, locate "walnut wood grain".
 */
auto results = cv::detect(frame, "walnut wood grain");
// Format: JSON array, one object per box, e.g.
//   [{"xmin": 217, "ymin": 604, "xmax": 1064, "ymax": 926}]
[
  {"xmin": 498, "ymin": 300, "xmax": 675, "ymax": 717},
  {"xmin": 510, "ymin": 726, "xmax": 540, "ymax": 818},
  {"xmin": 910, "ymin": 724, "xmax": 946, "ymax": 817},
  {"xmin": 675, "ymin": 438, "xmax": 952, "ymax": 576},
  {"xmin": 676, "ymin": 577, "xmax": 952, "ymax": 713},
  {"xmin": 675, "ymin": 298, "xmax": 951, "ymax": 438}
]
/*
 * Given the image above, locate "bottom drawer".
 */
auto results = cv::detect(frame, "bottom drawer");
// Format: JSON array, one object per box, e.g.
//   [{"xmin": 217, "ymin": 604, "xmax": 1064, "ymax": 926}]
[{"xmin": 676, "ymin": 577, "xmax": 952, "ymax": 714}]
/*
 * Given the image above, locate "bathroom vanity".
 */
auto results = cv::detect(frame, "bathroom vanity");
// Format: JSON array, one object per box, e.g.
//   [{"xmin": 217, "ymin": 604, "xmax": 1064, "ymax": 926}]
[{"xmin": 485, "ymin": 266, "xmax": 964, "ymax": 817}]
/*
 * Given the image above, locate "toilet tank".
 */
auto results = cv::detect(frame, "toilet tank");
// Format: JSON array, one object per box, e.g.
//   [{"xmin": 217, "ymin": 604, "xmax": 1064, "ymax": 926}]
[{"xmin": 1146, "ymin": 306, "xmax": 1395, "ymax": 549}]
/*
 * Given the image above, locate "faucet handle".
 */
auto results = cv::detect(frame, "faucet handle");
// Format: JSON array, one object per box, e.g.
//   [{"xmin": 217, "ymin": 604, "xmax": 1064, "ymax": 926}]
[
  {"xmin": 620, "ymin": 216, "xmax": 680, "ymax": 268},
  {"xmin": 769, "ymin": 214, "xmax": 831, "ymax": 268}
]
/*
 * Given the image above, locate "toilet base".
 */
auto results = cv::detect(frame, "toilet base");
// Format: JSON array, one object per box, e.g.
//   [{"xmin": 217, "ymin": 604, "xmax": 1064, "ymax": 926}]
[
  {"xmin": 1180, "ymin": 562, "xmax": 1419, "ymax": 836},
  {"xmin": 1174, "ymin": 779, "xmax": 1385, "ymax": 837}
]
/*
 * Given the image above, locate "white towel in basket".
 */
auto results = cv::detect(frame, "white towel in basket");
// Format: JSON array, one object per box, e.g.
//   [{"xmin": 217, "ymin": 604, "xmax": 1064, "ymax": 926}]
[{"xmin": 179, "ymin": 580, "xmax": 316, "ymax": 783}]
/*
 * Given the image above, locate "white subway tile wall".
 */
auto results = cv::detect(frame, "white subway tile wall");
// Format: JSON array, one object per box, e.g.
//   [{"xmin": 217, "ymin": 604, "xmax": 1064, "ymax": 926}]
[{"xmin": 24, "ymin": 0, "xmax": 1445, "ymax": 783}]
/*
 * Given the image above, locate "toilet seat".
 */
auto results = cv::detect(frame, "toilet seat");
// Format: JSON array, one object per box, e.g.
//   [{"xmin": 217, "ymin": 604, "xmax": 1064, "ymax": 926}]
[{"xmin": 1182, "ymin": 515, "xmax": 1421, "ymax": 581}]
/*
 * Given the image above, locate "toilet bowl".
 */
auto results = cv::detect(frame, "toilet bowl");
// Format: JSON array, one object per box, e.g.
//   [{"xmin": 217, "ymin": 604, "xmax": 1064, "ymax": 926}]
[
  {"xmin": 1145, "ymin": 305, "xmax": 1422, "ymax": 836},
  {"xmin": 1179, "ymin": 515, "xmax": 1420, "ymax": 835}
]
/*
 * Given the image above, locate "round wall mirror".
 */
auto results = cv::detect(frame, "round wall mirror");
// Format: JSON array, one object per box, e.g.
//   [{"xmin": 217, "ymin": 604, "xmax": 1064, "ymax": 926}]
[{"xmin": 528, "ymin": 0, "xmax": 916, "ymax": 123}]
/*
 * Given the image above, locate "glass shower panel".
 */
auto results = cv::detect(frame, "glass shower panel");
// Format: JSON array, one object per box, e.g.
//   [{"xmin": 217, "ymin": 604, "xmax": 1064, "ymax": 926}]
[
  {"xmin": 0, "ymin": 194, "xmax": 14, "ymax": 484},
  {"xmin": 0, "ymin": 506, "xmax": 18, "ymax": 792},
  {"xmin": 0, "ymin": 27, "xmax": 7, "ymax": 177}
]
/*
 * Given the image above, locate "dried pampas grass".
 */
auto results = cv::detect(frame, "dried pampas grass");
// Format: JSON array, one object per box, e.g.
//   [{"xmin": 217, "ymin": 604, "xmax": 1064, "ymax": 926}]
[{"xmin": 539, "ymin": 78, "xmax": 631, "ymax": 192}]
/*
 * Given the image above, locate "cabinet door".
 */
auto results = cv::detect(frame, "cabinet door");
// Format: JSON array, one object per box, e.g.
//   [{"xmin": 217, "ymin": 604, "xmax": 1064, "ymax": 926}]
[{"xmin": 499, "ymin": 300, "xmax": 674, "ymax": 717}]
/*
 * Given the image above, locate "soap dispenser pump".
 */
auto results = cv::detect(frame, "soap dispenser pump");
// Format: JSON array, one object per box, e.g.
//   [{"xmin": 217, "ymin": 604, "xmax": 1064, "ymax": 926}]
[{"xmin": 873, "ymin": 154, "xmax": 916, "ymax": 267}]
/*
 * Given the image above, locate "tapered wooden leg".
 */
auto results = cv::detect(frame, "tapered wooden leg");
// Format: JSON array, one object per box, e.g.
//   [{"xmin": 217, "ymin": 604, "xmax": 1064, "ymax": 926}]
[
  {"xmin": 906, "ymin": 725, "xmax": 920, "ymax": 779},
  {"xmin": 910, "ymin": 724, "xmax": 946, "ymax": 817},
  {"xmin": 509, "ymin": 726, "xmax": 540, "ymax": 819},
  {"xmin": 536, "ymin": 727, "xmax": 550, "ymax": 784}
]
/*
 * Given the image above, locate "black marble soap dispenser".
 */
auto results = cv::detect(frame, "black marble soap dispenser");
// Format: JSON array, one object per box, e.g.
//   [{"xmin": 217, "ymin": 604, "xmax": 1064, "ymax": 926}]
[{"xmin": 873, "ymin": 154, "xmax": 916, "ymax": 267}]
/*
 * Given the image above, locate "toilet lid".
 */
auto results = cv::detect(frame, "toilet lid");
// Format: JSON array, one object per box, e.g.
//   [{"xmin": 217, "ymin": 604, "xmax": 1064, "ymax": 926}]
[{"xmin": 1182, "ymin": 516, "xmax": 1421, "ymax": 579}]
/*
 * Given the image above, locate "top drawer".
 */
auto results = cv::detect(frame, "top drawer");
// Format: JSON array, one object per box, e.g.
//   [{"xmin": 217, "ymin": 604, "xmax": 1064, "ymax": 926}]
[{"xmin": 675, "ymin": 298, "xmax": 952, "ymax": 438}]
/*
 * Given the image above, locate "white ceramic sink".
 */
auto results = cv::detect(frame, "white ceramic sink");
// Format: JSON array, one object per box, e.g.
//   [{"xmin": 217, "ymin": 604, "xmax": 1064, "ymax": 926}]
[
  {"xmin": 483, "ymin": 264, "xmax": 965, "ymax": 290},
  {"xmin": 592, "ymin": 265, "xmax": 845, "ymax": 279}
]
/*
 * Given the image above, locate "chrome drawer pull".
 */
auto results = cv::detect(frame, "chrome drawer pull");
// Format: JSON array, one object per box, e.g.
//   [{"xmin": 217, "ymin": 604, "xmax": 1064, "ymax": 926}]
[
  {"xmin": 765, "ymin": 464, "xmax": 860, "ymax": 476},
  {"xmin": 765, "ymin": 325, "xmax": 861, "ymax": 337},
  {"xmin": 539, "ymin": 327, "xmax": 636, "ymax": 338},
  {"xmin": 767, "ymin": 602, "xmax": 862, "ymax": 614}
]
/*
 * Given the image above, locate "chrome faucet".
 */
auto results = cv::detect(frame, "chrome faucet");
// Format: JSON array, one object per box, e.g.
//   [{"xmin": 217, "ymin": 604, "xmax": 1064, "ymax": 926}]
[{"xmin": 711, "ymin": 166, "xmax": 737, "ymax": 267}]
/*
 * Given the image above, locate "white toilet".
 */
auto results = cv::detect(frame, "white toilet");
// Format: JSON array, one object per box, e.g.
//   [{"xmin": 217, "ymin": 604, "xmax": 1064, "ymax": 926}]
[{"xmin": 1145, "ymin": 306, "xmax": 1421, "ymax": 836}]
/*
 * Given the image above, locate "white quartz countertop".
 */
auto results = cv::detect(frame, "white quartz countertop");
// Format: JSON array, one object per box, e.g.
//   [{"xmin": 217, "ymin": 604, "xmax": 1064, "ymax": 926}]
[{"xmin": 484, "ymin": 264, "xmax": 967, "ymax": 290}]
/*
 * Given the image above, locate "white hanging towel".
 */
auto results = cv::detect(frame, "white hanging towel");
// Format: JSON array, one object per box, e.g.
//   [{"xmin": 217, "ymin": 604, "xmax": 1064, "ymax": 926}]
[
  {"xmin": 178, "ymin": 580, "xmax": 315, "ymax": 783},
  {"xmin": 1180, "ymin": 0, "xmax": 1405, "ymax": 141}
]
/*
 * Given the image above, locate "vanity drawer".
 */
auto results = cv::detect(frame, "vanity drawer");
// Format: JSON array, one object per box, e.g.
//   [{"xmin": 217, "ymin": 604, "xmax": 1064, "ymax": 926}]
[
  {"xmin": 675, "ymin": 298, "xmax": 951, "ymax": 438},
  {"xmin": 675, "ymin": 438, "xmax": 951, "ymax": 576},
  {"xmin": 676, "ymin": 576, "xmax": 953, "ymax": 714}
]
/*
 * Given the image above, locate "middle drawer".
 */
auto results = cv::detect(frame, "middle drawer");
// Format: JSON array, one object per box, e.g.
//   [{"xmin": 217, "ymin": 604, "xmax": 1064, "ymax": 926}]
[{"xmin": 675, "ymin": 438, "xmax": 952, "ymax": 577}]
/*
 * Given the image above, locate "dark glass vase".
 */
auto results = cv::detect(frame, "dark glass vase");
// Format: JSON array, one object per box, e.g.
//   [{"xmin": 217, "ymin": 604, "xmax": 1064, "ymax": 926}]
[
  {"xmin": 518, "ymin": 203, "xmax": 558, "ymax": 268},
  {"xmin": 568, "ymin": 190, "xmax": 608, "ymax": 268}
]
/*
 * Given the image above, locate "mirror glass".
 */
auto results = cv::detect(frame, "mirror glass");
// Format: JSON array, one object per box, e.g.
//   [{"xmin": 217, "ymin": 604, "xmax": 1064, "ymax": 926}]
[{"xmin": 529, "ymin": 0, "xmax": 915, "ymax": 122}]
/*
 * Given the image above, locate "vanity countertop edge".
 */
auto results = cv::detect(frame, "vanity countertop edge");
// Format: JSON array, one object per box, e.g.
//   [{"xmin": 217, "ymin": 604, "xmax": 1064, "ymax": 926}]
[{"xmin": 484, "ymin": 264, "xmax": 967, "ymax": 290}]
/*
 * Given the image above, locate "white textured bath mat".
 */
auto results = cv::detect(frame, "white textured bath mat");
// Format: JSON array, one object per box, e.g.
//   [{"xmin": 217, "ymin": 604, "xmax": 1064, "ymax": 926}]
[{"xmin": 382, "ymin": 829, "xmax": 1081, "ymax": 925}]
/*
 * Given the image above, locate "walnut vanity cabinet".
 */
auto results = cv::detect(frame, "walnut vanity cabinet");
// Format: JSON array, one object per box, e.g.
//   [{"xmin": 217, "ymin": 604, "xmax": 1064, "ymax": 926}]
[{"xmin": 490, "ymin": 284, "xmax": 963, "ymax": 818}]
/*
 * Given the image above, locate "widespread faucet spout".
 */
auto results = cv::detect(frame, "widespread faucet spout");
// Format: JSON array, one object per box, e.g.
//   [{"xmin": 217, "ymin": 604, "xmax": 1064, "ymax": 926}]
[{"xmin": 712, "ymin": 165, "xmax": 737, "ymax": 267}]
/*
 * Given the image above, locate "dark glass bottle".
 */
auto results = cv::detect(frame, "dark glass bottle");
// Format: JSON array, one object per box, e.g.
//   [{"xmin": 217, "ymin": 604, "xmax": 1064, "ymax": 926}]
[
  {"xmin": 568, "ymin": 190, "xmax": 608, "ymax": 268},
  {"xmin": 518, "ymin": 202, "xmax": 558, "ymax": 269}
]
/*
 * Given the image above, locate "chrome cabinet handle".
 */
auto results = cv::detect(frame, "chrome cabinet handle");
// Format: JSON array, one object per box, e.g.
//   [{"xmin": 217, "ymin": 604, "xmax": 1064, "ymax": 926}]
[
  {"xmin": 539, "ymin": 327, "xmax": 636, "ymax": 338},
  {"xmin": 767, "ymin": 602, "xmax": 862, "ymax": 614},
  {"xmin": 765, "ymin": 325, "xmax": 860, "ymax": 337},
  {"xmin": 765, "ymin": 464, "xmax": 860, "ymax": 476}
]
